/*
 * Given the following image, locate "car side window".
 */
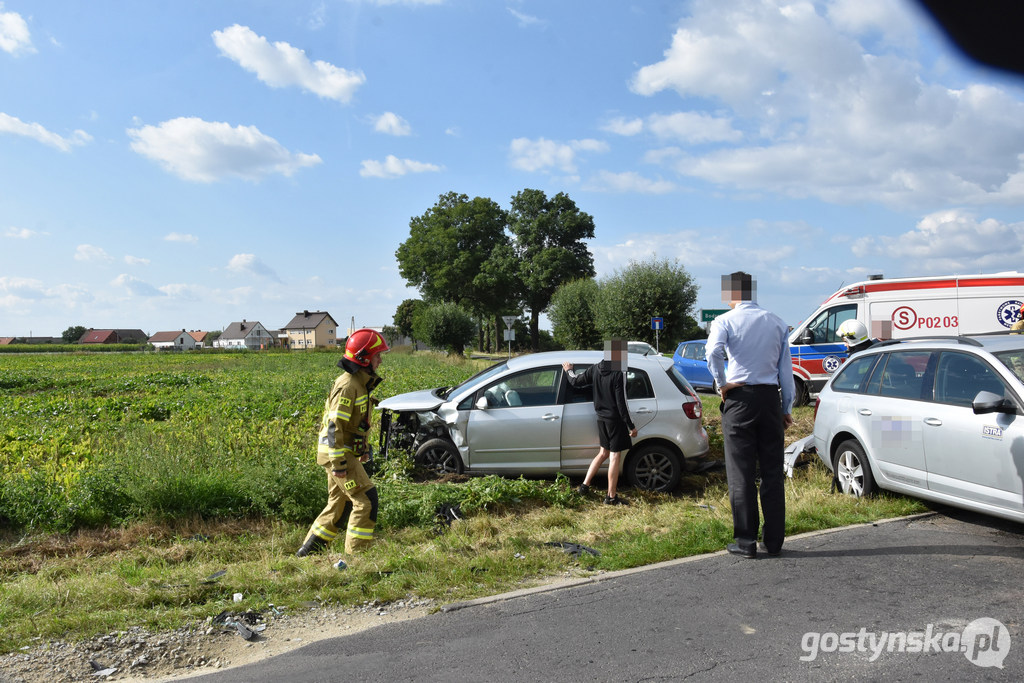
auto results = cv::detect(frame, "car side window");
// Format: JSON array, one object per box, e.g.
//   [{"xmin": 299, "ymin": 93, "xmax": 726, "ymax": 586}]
[
  {"xmin": 933, "ymin": 352, "xmax": 1006, "ymax": 407},
  {"xmin": 481, "ymin": 368, "xmax": 560, "ymax": 408},
  {"xmin": 563, "ymin": 364, "xmax": 594, "ymax": 404},
  {"xmin": 684, "ymin": 343, "xmax": 706, "ymax": 361},
  {"xmin": 626, "ymin": 369, "xmax": 654, "ymax": 399},
  {"xmin": 873, "ymin": 351, "xmax": 933, "ymax": 400},
  {"xmin": 803, "ymin": 304, "xmax": 856, "ymax": 344},
  {"xmin": 830, "ymin": 354, "xmax": 880, "ymax": 393}
]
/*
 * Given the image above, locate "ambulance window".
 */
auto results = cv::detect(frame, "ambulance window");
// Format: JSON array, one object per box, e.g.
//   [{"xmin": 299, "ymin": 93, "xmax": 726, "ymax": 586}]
[{"xmin": 804, "ymin": 305, "xmax": 856, "ymax": 344}]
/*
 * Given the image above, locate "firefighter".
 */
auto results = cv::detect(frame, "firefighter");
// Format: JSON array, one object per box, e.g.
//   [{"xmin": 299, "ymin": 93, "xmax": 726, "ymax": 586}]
[
  {"xmin": 296, "ymin": 328, "xmax": 388, "ymax": 558},
  {"xmin": 837, "ymin": 319, "xmax": 876, "ymax": 358}
]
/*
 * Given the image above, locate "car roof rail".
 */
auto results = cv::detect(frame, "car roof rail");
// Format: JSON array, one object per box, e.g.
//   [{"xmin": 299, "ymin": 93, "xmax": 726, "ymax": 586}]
[{"xmin": 872, "ymin": 335, "xmax": 984, "ymax": 348}]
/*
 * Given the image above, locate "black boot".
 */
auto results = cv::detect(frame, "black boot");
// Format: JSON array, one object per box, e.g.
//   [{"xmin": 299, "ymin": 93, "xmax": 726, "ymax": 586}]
[{"xmin": 296, "ymin": 535, "xmax": 328, "ymax": 557}]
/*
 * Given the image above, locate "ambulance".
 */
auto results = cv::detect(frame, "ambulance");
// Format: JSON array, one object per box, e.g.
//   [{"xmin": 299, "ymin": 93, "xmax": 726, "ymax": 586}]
[{"xmin": 788, "ymin": 272, "xmax": 1024, "ymax": 404}]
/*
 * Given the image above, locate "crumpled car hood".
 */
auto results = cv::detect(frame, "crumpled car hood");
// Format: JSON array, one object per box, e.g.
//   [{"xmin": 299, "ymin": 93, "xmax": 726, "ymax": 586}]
[{"xmin": 377, "ymin": 388, "xmax": 444, "ymax": 412}]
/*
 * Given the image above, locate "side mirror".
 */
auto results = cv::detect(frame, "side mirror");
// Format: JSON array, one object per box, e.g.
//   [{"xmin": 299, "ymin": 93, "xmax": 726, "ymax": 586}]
[
  {"xmin": 973, "ymin": 390, "xmax": 1016, "ymax": 415},
  {"xmin": 476, "ymin": 396, "xmax": 490, "ymax": 410},
  {"xmin": 798, "ymin": 330, "xmax": 814, "ymax": 345}
]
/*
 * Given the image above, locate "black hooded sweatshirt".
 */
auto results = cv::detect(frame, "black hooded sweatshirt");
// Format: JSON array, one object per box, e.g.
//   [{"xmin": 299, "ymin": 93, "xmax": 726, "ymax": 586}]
[{"xmin": 566, "ymin": 360, "xmax": 635, "ymax": 430}]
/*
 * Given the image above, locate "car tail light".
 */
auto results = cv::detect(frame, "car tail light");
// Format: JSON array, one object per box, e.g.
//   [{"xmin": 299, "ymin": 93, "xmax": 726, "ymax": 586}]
[
  {"xmin": 813, "ymin": 396, "xmax": 820, "ymax": 419},
  {"xmin": 683, "ymin": 400, "xmax": 702, "ymax": 420}
]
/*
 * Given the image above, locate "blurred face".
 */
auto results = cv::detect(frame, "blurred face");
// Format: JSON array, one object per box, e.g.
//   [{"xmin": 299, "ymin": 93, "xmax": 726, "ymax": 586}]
[{"xmin": 371, "ymin": 352, "xmax": 384, "ymax": 371}]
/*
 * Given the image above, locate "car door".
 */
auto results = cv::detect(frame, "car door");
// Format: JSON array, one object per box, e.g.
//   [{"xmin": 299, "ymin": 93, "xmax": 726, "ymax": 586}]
[
  {"xmin": 857, "ymin": 350, "xmax": 933, "ymax": 490},
  {"xmin": 559, "ymin": 365, "xmax": 658, "ymax": 472},
  {"xmin": 792, "ymin": 303, "xmax": 856, "ymax": 381},
  {"xmin": 465, "ymin": 366, "xmax": 562, "ymax": 473},
  {"xmin": 921, "ymin": 351, "xmax": 1024, "ymax": 515}
]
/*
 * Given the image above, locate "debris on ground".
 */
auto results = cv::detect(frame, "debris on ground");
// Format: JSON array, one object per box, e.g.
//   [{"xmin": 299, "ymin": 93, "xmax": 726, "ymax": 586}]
[{"xmin": 545, "ymin": 541, "xmax": 600, "ymax": 558}]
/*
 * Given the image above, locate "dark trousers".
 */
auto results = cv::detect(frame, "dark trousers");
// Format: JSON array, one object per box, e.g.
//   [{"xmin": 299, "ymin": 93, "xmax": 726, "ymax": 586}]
[{"xmin": 721, "ymin": 385, "xmax": 786, "ymax": 553}]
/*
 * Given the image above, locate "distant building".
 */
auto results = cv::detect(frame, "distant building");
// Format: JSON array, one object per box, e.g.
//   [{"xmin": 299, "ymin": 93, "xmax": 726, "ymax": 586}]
[
  {"xmin": 214, "ymin": 320, "xmax": 274, "ymax": 350},
  {"xmin": 79, "ymin": 329, "xmax": 148, "ymax": 344},
  {"xmin": 0, "ymin": 337, "xmax": 15, "ymax": 345},
  {"xmin": 149, "ymin": 330, "xmax": 198, "ymax": 351},
  {"xmin": 281, "ymin": 310, "xmax": 339, "ymax": 350},
  {"xmin": 188, "ymin": 330, "xmax": 210, "ymax": 349}
]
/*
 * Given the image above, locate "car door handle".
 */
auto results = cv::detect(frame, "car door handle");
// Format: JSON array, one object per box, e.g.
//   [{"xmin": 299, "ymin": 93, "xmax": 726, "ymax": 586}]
[
  {"xmin": 858, "ymin": 409, "xmax": 872, "ymax": 416},
  {"xmin": 634, "ymin": 407, "xmax": 653, "ymax": 414},
  {"xmin": 924, "ymin": 418, "xmax": 942, "ymax": 426},
  {"xmin": 542, "ymin": 413, "xmax": 560, "ymax": 421}
]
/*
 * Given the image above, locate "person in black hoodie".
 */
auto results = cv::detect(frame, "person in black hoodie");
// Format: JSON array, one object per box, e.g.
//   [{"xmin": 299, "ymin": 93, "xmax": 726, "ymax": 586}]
[{"xmin": 562, "ymin": 339, "xmax": 638, "ymax": 505}]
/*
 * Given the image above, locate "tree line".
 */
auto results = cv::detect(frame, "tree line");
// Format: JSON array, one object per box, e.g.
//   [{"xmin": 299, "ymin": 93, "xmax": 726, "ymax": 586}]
[{"xmin": 390, "ymin": 189, "xmax": 702, "ymax": 354}]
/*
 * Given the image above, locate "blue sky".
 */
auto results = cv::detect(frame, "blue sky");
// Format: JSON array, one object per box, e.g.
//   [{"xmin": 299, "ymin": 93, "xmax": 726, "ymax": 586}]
[{"xmin": 3, "ymin": 0, "xmax": 1024, "ymax": 339}]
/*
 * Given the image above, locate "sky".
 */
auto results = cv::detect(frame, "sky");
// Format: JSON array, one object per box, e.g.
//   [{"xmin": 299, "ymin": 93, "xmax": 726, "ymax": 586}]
[{"xmin": 3, "ymin": 0, "xmax": 1024, "ymax": 339}]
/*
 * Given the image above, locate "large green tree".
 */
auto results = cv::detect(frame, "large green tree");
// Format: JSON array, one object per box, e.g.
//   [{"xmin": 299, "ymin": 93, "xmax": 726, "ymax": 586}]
[
  {"xmin": 62, "ymin": 325, "xmax": 87, "ymax": 343},
  {"xmin": 507, "ymin": 189, "xmax": 595, "ymax": 350},
  {"xmin": 412, "ymin": 302, "xmax": 476, "ymax": 356},
  {"xmin": 548, "ymin": 278, "xmax": 601, "ymax": 350},
  {"xmin": 392, "ymin": 299, "xmax": 425, "ymax": 341},
  {"xmin": 595, "ymin": 258, "xmax": 699, "ymax": 349},
  {"xmin": 396, "ymin": 192, "xmax": 511, "ymax": 350}
]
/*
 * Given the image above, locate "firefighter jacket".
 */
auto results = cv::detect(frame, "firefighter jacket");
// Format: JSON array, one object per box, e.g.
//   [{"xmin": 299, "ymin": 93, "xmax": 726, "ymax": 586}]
[{"xmin": 317, "ymin": 367, "xmax": 382, "ymax": 476}]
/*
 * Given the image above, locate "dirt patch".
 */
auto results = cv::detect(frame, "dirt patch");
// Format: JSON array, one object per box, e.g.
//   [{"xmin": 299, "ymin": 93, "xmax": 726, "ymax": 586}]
[{"xmin": 0, "ymin": 598, "xmax": 436, "ymax": 682}]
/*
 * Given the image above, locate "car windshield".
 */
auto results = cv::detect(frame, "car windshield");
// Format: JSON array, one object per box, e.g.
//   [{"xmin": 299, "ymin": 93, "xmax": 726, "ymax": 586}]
[
  {"xmin": 994, "ymin": 349, "xmax": 1024, "ymax": 384},
  {"xmin": 438, "ymin": 360, "xmax": 508, "ymax": 399}
]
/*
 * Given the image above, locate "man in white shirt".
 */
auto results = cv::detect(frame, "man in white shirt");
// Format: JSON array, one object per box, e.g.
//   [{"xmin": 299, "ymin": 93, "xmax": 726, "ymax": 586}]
[{"xmin": 707, "ymin": 272, "xmax": 794, "ymax": 559}]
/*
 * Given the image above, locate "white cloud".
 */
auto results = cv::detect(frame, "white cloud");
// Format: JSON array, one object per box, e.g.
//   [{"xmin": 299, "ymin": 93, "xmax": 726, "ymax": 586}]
[
  {"xmin": 0, "ymin": 113, "xmax": 92, "ymax": 151},
  {"xmin": 164, "ymin": 232, "xmax": 199, "ymax": 244},
  {"xmin": 74, "ymin": 244, "xmax": 113, "ymax": 263},
  {"xmin": 647, "ymin": 112, "xmax": 742, "ymax": 144},
  {"xmin": 629, "ymin": 0, "xmax": 1024, "ymax": 208},
  {"xmin": 227, "ymin": 253, "xmax": 282, "ymax": 282},
  {"xmin": 359, "ymin": 154, "xmax": 443, "ymax": 178},
  {"xmin": 4, "ymin": 226, "xmax": 40, "ymax": 239},
  {"xmin": 584, "ymin": 170, "xmax": 676, "ymax": 194},
  {"xmin": 127, "ymin": 117, "xmax": 322, "ymax": 182},
  {"xmin": 111, "ymin": 274, "xmax": 164, "ymax": 297},
  {"xmin": 212, "ymin": 24, "xmax": 365, "ymax": 103},
  {"xmin": 0, "ymin": 4, "xmax": 33, "ymax": 55},
  {"xmin": 851, "ymin": 209, "xmax": 1024, "ymax": 273},
  {"xmin": 124, "ymin": 255, "xmax": 150, "ymax": 265},
  {"xmin": 601, "ymin": 117, "xmax": 644, "ymax": 136},
  {"xmin": 509, "ymin": 137, "xmax": 609, "ymax": 173},
  {"xmin": 0, "ymin": 277, "xmax": 92, "ymax": 311},
  {"xmin": 373, "ymin": 112, "xmax": 411, "ymax": 136},
  {"xmin": 508, "ymin": 8, "xmax": 544, "ymax": 28}
]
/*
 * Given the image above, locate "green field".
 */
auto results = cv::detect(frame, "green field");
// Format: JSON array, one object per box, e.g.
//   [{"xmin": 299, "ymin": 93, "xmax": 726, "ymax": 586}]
[{"xmin": 0, "ymin": 349, "xmax": 928, "ymax": 652}]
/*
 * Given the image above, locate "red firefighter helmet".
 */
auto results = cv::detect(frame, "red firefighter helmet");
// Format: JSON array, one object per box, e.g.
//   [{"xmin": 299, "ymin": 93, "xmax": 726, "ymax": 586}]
[{"xmin": 344, "ymin": 328, "xmax": 389, "ymax": 367}]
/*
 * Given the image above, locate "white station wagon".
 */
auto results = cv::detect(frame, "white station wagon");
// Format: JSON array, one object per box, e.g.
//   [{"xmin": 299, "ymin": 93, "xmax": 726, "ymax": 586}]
[
  {"xmin": 813, "ymin": 334, "xmax": 1024, "ymax": 523},
  {"xmin": 376, "ymin": 350, "xmax": 709, "ymax": 492}
]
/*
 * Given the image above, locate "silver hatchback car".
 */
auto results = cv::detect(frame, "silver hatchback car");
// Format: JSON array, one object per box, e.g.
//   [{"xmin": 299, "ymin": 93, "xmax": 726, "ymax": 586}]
[
  {"xmin": 376, "ymin": 350, "xmax": 709, "ymax": 492},
  {"xmin": 813, "ymin": 334, "xmax": 1024, "ymax": 523}
]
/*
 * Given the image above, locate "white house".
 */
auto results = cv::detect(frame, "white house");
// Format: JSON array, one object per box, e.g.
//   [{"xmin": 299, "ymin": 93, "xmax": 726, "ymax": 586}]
[
  {"xmin": 149, "ymin": 330, "xmax": 198, "ymax": 351},
  {"xmin": 214, "ymin": 320, "xmax": 274, "ymax": 350}
]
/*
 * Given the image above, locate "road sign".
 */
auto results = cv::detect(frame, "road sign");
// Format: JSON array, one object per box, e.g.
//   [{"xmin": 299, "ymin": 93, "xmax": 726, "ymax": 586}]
[
  {"xmin": 503, "ymin": 329, "xmax": 515, "ymax": 341},
  {"xmin": 701, "ymin": 309, "xmax": 729, "ymax": 322},
  {"xmin": 651, "ymin": 317, "xmax": 664, "ymax": 330},
  {"xmin": 502, "ymin": 316, "xmax": 516, "ymax": 329}
]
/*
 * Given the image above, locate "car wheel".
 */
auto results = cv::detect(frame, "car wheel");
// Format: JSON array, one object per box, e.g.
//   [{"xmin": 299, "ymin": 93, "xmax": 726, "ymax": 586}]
[
  {"xmin": 415, "ymin": 438, "xmax": 464, "ymax": 475},
  {"xmin": 625, "ymin": 443, "xmax": 683, "ymax": 492},
  {"xmin": 793, "ymin": 378, "xmax": 809, "ymax": 407},
  {"xmin": 832, "ymin": 439, "xmax": 875, "ymax": 497}
]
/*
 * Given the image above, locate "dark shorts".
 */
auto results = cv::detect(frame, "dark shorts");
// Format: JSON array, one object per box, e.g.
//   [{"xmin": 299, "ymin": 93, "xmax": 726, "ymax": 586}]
[{"xmin": 598, "ymin": 419, "xmax": 632, "ymax": 452}]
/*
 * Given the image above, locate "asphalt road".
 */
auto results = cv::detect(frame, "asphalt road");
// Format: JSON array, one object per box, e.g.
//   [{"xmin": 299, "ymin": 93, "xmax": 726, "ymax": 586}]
[{"xmin": 182, "ymin": 508, "xmax": 1024, "ymax": 682}]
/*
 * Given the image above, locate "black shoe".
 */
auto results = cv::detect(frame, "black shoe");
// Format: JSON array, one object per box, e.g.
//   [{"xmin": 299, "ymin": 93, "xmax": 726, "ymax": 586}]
[
  {"xmin": 604, "ymin": 495, "xmax": 628, "ymax": 506},
  {"xmin": 296, "ymin": 536, "xmax": 328, "ymax": 557},
  {"xmin": 760, "ymin": 544, "xmax": 782, "ymax": 557},
  {"xmin": 578, "ymin": 483, "xmax": 591, "ymax": 495},
  {"xmin": 726, "ymin": 543, "xmax": 756, "ymax": 559}
]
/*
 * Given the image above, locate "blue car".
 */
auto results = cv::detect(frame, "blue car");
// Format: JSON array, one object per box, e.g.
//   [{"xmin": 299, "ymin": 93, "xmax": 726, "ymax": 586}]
[{"xmin": 672, "ymin": 340, "xmax": 720, "ymax": 392}]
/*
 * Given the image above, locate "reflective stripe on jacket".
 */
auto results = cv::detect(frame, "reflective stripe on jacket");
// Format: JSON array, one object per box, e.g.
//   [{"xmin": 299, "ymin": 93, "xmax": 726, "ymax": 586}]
[{"xmin": 317, "ymin": 368, "xmax": 380, "ymax": 472}]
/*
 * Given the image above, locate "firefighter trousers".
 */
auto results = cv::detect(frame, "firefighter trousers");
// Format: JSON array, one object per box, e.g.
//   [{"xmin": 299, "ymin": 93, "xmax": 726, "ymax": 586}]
[{"xmin": 303, "ymin": 454, "xmax": 378, "ymax": 553}]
